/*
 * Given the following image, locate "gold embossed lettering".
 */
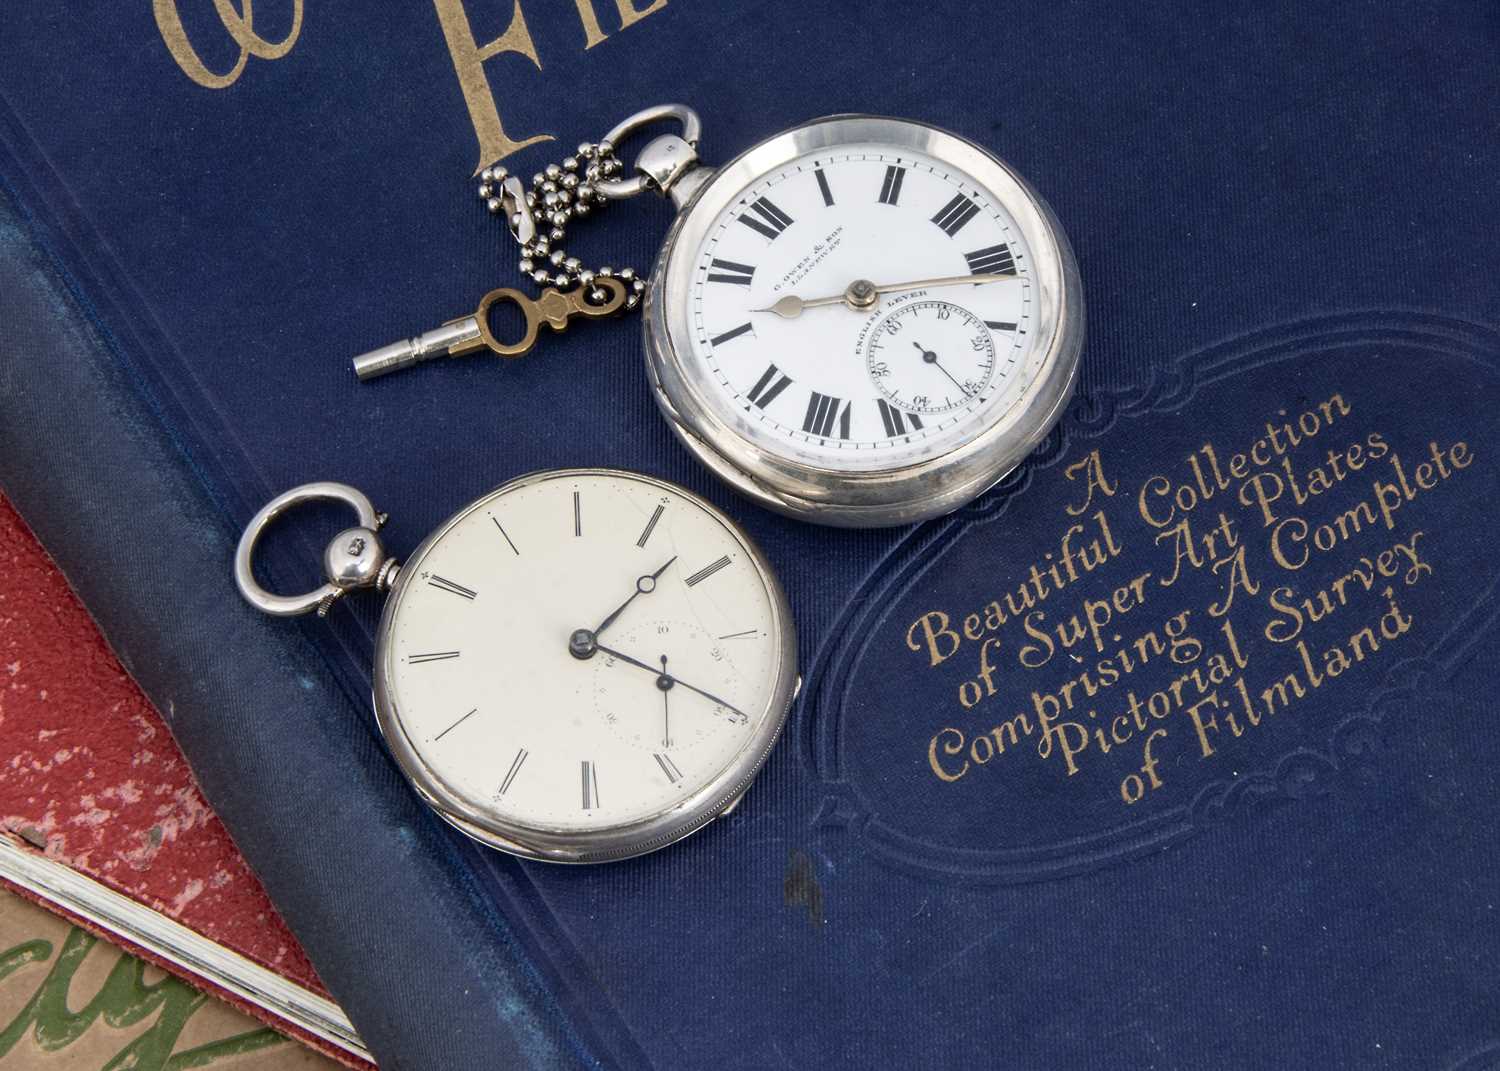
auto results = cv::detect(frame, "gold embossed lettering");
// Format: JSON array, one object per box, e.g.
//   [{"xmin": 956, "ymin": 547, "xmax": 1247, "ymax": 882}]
[
  {"xmin": 991, "ymin": 713, "xmax": 1033, "ymax": 755},
  {"xmin": 1119, "ymin": 728, "xmax": 1167, "ymax": 803},
  {"xmin": 928, "ymin": 728, "xmax": 970, "ymax": 782},
  {"xmin": 907, "ymin": 611, "xmax": 960, "ymax": 667},
  {"xmin": 614, "ymin": 0, "xmax": 668, "ymax": 29},
  {"xmin": 1032, "ymin": 691, "xmax": 1088, "ymax": 775},
  {"xmin": 568, "ymin": 0, "xmax": 611, "ymax": 47},
  {"xmin": 1137, "ymin": 474, "xmax": 1175, "ymax": 528},
  {"xmin": 1064, "ymin": 449, "xmax": 1117, "ymax": 517},
  {"xmin": 1184, "ymin": 692, "xmax": 1225, "ymax": 757},
  {"xmin": 155, "ymin": 0, "xmax": 304, "ymax": 89},
  {"xmin": 1207, "ymin": 543, "xmax": 1258, "ymax": 618},
  {"xmin": 568, "ymin": 0, "xmax": 668, "ymax": 47},
  {"xmin": 432, "ymin": 0, "xmax": 552, "ymax": 172},
  {"xmin": 911, "ymin": 386, "xmax": 1474, "ymax": 805}
]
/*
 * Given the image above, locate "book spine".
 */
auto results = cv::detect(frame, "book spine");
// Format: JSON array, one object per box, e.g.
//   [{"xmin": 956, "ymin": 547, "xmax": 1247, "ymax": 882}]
[{"xmin": 0, "ymin": 146, "xmax": 598, "ymax": 1070}]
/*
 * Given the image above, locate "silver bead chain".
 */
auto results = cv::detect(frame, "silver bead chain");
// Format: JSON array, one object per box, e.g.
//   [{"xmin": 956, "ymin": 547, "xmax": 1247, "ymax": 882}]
[{"xmin": 476, "ymin": 140, "xmax": 647, "ymax": 312}]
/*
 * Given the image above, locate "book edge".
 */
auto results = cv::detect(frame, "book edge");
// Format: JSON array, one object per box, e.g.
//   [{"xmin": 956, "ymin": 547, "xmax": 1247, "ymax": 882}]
[
  {"xmin": 0, "ymin": 118, "xmax": 605, "ymax": 1069},
  {"xmin": 0, "ymin": 833, "xmax": 371, "ymax": 1065}
]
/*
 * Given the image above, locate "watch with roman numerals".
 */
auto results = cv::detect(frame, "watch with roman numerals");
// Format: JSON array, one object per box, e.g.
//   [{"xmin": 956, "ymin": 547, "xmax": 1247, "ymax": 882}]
[
  {"xmin": 640, "ymin": 109, "xmax": 1083, "ymax": 527},
  {"xmin": 355, "ymin": 105, "xmax": 1083, "ymax": 528},
  {"xmin": 234, "ymin": 469, "xmax": 798, "ymax": 863}
]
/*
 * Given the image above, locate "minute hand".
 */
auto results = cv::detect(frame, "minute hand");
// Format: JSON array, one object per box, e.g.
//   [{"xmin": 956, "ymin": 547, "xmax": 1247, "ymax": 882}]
[
  {"xmin": 759, "ymin": 273, "xmax": 1018, "ymax": 320},
  {"xmin": 594, "ymin": 643, "xmax": 749, "ymax": 722}
]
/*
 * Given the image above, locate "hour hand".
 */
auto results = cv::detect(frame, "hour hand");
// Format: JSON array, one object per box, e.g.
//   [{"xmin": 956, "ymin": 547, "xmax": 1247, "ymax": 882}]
[
  {"xmin": 590, "ymin": 556, "xmax": 677, "ymax": 639},
  {"xmin": 758, "ymin": 274, "xmax": 1018, "ymax": 319}
]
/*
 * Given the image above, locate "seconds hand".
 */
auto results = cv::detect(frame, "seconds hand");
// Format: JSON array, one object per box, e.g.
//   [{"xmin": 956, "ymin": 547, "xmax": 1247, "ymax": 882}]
[
  {"xmin": 659, "ymin": 654, "xmax": 672, "ymax": 748},
  {"xmin": 913, "ymin": 340, "xmax": 968, "ymax": 396}
]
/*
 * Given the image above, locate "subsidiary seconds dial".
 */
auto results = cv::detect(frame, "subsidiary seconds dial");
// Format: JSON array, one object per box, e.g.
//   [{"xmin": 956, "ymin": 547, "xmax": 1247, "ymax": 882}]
[{"xmin": 865, "ymin": 300, "xmax": 998, "ymax": 415}]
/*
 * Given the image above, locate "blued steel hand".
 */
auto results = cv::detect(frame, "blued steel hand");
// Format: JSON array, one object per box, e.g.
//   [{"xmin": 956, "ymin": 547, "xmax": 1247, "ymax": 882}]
[
  {"xmin": 591, "ymin": 556, "xmax": 677, "ymax": 639},
  {"xmin": 660, "ymin": 654, "xmax": 672, "ymax": 748},
  {"xmin": 594, "ymin": 642, "xmax": 749, "ymax": 722},
  {"xmin": 757, "ymin": 273, "xmax": 1018, "ymax": 319},
  {"xmin": 912, "ymin": 340, "xmax": 969, "ymax": 396}
]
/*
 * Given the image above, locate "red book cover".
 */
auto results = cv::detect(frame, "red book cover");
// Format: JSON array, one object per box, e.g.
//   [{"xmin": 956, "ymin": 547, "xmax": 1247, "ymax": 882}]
[{"xmin": 0, "ymin": 495, "xmax": 372, "ymax": 1068}]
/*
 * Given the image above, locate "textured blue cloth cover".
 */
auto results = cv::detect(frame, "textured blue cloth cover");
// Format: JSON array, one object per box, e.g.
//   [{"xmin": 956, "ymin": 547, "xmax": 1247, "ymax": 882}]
[{"xmin": 2, "ymin": 4, "xmax": 1499, "ymax": 1068}]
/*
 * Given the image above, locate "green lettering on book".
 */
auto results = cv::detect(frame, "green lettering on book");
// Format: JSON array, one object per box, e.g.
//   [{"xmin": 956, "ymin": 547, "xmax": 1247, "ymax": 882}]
[{"xmin": 1, "ymin": 929, "xmax": 286, "ymax": 1069}]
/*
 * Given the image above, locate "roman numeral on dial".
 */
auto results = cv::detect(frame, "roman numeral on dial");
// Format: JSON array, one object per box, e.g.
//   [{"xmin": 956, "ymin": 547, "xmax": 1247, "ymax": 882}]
[
  {"xmin": 497, "ymin": 748, "xmax": 528, "ymax": 797},
  {"xmin": 965, "ymin": 243, "xmax": 1016, "ymax": 275},
  {"xmin": 637, "ymin": 504, "xmax": 665, "ymax": 548},
  {"xmin": 876, "ymin": 398, "xmax": 925, "ymax": 437},
  {"xmin": 581, "ymin": 760, "xmax": 600, "ymax": 810},
  {"xmin": 932, "ymin": 193, "xmax": 980, "ymax": 236},
  {"xmin": 878, "ymin": 165, "xmax": 906, "ymax": 205},
  {"xmin": 707, "ymin": 258, "xmax": 756, "ymax": 285},
  {"xmin": 814, "ymin": 167, "xmax": 834, "ymax": 206},
  {"xmin": 737, "ymin": 197, "xmax": 794, "ymax": 240},
  {"xmin": 427, "ymin": 574, "xmax": 477, "ymax": 600},
  {"xmin": 654, "ymin": 753, "xmax": 683, "ymax": 784},
  {"xmin": 491, "ymin": 516, "xmax": 519, "ymax": 555},
  {"xmin": 802, "ymin": 392, "xmax": 852, "ymax": 439},
  {"xmin": 746, "ymin": 363, "xmax": 793, "ymax": 409},
  {"xmin": 710, "ymin": 322, "xmax": 754, "ymax": 347},
  {"xmin": 685, "ymin": 555, "xmax": 732, "ymax": 587},
  {"xmin": 434, "ymin": 707, "xmax": 479, "ymax": 741}
]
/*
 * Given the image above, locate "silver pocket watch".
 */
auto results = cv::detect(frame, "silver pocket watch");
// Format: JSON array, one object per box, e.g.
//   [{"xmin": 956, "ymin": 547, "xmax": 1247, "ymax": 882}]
[
  {"xmin": 235, "ymin": 469, "xmax": 798, "ymax": 863},
  {"xmin": 355, "ymin": 105, "xmax": 1084, "ymax": 528}
]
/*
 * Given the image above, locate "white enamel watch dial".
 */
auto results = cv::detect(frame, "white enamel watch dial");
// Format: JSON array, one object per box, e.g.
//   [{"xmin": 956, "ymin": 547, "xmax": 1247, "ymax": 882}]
[
  {"xmin": 235, "ymin": 472, "xmax": 797, "ymax": 864},
  {"xmin": 645, "ymin": 114, "xmax": 1083, "ymax": 527},
  {"xmin": 375, "ymin": 469, "xmax": 797, "ymax": 861},
  {"xmin": 690, "ymin": 146, "xmax": 1031, "ymax": 463}
]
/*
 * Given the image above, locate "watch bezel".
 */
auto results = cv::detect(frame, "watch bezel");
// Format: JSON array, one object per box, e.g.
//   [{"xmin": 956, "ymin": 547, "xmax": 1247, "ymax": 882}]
[
  {"xmin": 644, "ymin": 114, "xmax": 1084, "ymax": 527},
  {"xmin": 370, "ymin": 468, "xmax": 799, "ymax": 864}
]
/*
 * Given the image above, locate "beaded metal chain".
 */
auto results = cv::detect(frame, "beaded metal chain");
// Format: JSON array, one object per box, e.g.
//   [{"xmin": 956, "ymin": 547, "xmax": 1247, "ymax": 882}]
[
  {"xmin": 350, "ymin": 107, "xmax": 700, "ymax": 382},
  {"xmin": 476, "ymin": 140, "xmax": 647, "ymax": 312}
]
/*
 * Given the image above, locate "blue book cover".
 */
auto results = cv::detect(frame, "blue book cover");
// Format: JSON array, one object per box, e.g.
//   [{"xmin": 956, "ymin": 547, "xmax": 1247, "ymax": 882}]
[{"xmin": 2, "ymin": 4, "xmax": 1498, "ymax": 1068}]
